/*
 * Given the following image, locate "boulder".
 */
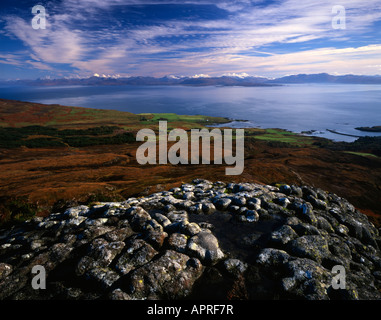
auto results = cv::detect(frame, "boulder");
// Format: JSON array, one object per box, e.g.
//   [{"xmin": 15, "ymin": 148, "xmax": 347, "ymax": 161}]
[
  {"xmin": 129, "ymin": 250, "xmax": 204, "ymax": 299},
  {"xmin": 269, "ymin": 225, "xmax": 298, "ymax": 246},
  {"xmin": 115, "ymin": 239, "xmax": 158, "ymax": 275},
  {"xmin": 187, "ymin": 231, "xmax": 225, "ymax": 265},
  {"xmin": 287, "ymin": 235, "xmax": 330, "ymax": 263}
]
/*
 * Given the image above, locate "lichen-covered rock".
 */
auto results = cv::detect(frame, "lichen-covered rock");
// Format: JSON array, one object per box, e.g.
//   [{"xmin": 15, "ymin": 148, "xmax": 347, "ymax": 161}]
[
  {"xmin": 287, "ymin": 235, "xmax": 330, "ymax": 263},
  {"xmin": 88, "ymin": 238, "xmax": 125, "ymax": 267},
  {"xmin": 144, "ymin": 229, "xmax": 168, "ymax": 249},
  {"xmin": 293, "ymin": 202, "xmax": 317, "ymax": 225},
  {"xmin": 129, "ymin": 250, "xmax": 204, "ymax": 299},
  {"xmin": 86, "ymin": 267, "xmax": 120, "ymax": 289},
  {"xmin": 0, "ymin": 263, "xmax": 13, "ymax": 281},
  {"xmin": 247, "ymin": 198, "xmax": 261, "ymax": 211},
  {"xmin": 126, "ymin": 206, "xmax": 151, "ymax": 231},
  {"xmin": 168, "ymin": 232, "xmax": 189, "ymax": 253},
  {"xmin": 269, "ymin": 225, "xmax": 298, "ymax": 246},
  {"xmin": 214, "ymin": 198, "xmax": 232, "ymax": 210},
  {"xmin": 202, "ymin": 202, "xmax": 216, "ymax": 214},
  {"xmin": 151, "ymin": 212, "xmax": 171, "ymax": 228},
  {"xmin": 76, "ymin": 239, "xmax": 125, "ymax": 276},
  {"xmin": 282, "ymin": 258, "xmax": 332, "ymax": 299},
  {"xmin": 181, "ymin": 222, "xmax": 202, "ymax": 237},
  {"xmin": 187, "ymin": 231, "xmax": 225, "ymax": 265},
  {"xmin": 109, "ymin": 288, "xmax": 133, "ymax": 300},
  {"xmin": 256, "ymin": 248, "xmax": 291, "ymax": 268},
  {"xmin": 223, "ymin": 258, "xmax": 248, "ymax": 277},
  {"xmin": 115, "ymin": 239, "xmax": 158, "ymax": 275},
  {"xmin": 0, "ymin": 181, "xmax": 380, "ymax": 300}
]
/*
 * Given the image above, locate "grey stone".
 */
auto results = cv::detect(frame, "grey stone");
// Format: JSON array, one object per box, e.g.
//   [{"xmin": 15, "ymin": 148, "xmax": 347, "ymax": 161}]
[
  {"xmin": 270, "ymin": 225, "xmax": 298, "ymax": 246},
  {"xmin": 168, "ymin": 233, "xmax": 189, "ymax": 253},
  {"xmin": 316, "ymin": 216, "xmax": 335, "ymax": 233},
  {"xmin": 256, "ymin": 248, "xmax": 291, "ymax": 268},
  {"xmin": 127, "ymin": 206, "xmax": 152, "ymax": 231},
  {"xmin": 82, "ymin": 238, "xmax": 125, "ymax": 270},
  {"xmin": 279, "ymin": 184, "xmax": 292, "ymax": 195},
  {"xmin": 245, "ymin": 210, "xmax": 259, "ymax": 223},
  {"xmin": 104, "ymin": 227, "xmax": 135, "ymax": 242},
  {"xmin": 247, "ymin": 198, "xmax": 261, "ymax": 210},
  {"xmin": 144, "ymin": 229, "xmax": 168, "ymax": 249},
  {"xmin": 151, "ymin": 212, "xmax": 172, "ymax": 228},
  {"xmin": 202, "ymin": 202, "xmax": 216, "ymax": 214},
  {"xmin": 287, "ymin": 235, "xmax": 330, "ymax": 263},
  {"xmin": 189, "ymin": 203, "xmax": 203, "ymax": 214},
  {"xmin": 293, "ymin": 202, "xmax": 317, "ymax": 226},
  {"xmin": 0, "ymin": 263, "xmax": 13, "ymax": 280},
  {"xmin": 129, "ymin": 250, "xmax": 204, "ymax": 299},
  {"xmin": 232, "ymin": 196, "xmax": 246, "ymax": 207},
  {"xmin": 1, "ymin": 180, "xmax": 381, "ymax": 300},
  {"xmin": 116, "ymin": 240, "xmax": 158, "ymax": 275},
  {"xmin": 181, "ymin": 222, "xmax": 202, "ymax": 237},
  {"xmin": 283, "ymin": 258, "xmax": 331, "ymax": 299},
  {"xmin": 109, "ymin": 289, "xmax": 133, "ymax": 300},
  {"xmin": 214, "ymin": 198, "xmax": 232, "ymax": 210},
  {"xmin": 86, "ymin": 267, "xmax": 120, "ymax": 289},
  {"xmin": 223, "ymin": 258, "xmax": 248, "ymax": 277},
  {"xmin": 306, "ymin": 195, "xmax": 327, "ymax": 210},
  {"xmin": 187, "ymin": 231, "xmax": 225, "ymax": 265}
]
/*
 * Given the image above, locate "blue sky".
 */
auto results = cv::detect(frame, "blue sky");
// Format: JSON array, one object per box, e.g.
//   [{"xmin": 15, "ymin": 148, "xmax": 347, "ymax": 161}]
[{"xmin": 1, "ymin": 0, "xmax": 381, "ymax": 80}]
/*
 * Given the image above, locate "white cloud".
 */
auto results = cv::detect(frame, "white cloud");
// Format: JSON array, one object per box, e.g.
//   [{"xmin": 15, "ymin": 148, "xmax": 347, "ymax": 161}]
[
  {"xmin": 2, "ymin": 0, "xmax": 381, "ymax": 77},
  {"xmin": 4, "ymin": 15, "xmax": 86, "ymax": 66},
  {"xmin": 222, "ymin": 72, "xmax": 251, "ymax": 78},
  {"xmin": 191, "ymin": 74, "xmax": 211, "ymax": 78},
  {"xmin": 0, "ymin": 53, "xmax": 24, "ymax": 66}
]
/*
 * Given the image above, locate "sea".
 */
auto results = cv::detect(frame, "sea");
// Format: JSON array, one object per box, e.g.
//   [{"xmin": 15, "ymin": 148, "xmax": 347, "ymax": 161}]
[{"xmin": 0, "ymin": 83, "xmax": 380, "ymax": 142}]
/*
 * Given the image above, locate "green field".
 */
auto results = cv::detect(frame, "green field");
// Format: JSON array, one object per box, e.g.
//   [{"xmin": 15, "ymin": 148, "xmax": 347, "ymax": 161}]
[
  {"xmin": 138, "ymin": 113, "xmax": 230, "ymax": 125},
  {"xmin": 344, "ymin": 151, "xmax": 379, "ymax": 158},
  {"xmin": 245, "ymin": 128, "xmax": 316, "ymax": 146}
]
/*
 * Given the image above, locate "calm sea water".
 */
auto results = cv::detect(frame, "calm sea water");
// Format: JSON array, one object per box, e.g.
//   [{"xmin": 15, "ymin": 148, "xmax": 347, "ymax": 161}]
[{"xmin": 1, "ymin": 83, "xmax": 381, "ymax": 142}]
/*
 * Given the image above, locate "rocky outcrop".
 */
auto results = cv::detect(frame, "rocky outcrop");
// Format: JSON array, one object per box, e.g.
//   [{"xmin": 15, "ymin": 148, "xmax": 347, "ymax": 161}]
[{"xmin": 0, "ymin": 179, "xmax": 380, "ymax": 300}]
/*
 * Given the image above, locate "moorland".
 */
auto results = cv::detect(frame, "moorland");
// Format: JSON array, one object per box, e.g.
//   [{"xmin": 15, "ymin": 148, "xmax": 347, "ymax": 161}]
[{"xmin": 0, "ymin": 98, "xmax": 380, "ymax": 227}]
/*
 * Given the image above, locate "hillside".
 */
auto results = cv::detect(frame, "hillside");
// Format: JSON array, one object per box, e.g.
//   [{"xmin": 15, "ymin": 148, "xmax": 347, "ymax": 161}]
[{"xmin": 0, "ymin": 99, "xmax": 380, "ymax": 230}]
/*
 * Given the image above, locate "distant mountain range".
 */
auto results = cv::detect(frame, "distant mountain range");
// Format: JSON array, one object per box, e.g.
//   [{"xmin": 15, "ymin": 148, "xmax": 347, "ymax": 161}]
[
  {"xmin": 268, "ymin": 73, "xmax": 381, "ymax": 84},
  {"xmin": 4, "ymin": 73, "xmax": 381, "ymax": 87}
]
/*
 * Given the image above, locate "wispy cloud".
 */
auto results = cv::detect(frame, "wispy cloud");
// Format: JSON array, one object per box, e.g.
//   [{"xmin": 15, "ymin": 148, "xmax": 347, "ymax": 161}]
[{"xmin": 1, "ymin": 0, "xmax": 381, "ymax": 78}]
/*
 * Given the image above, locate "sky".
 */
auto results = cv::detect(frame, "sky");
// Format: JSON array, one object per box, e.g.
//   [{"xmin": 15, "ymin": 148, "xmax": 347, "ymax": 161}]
[{"xmin": 1, "ymin": 0, "xmax": 381, "ymax": 80}]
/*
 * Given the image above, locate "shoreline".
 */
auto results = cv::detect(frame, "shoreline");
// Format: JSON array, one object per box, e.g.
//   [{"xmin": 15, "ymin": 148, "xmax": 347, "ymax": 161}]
[
  {"xmin": 355, "ymin": 126, "xmax": 381, "ymax": 132},
  {"xmin": 325, "ymin": 129, "xmax": 361, "ymax": 138},
  {"xmin": 210, "ymin": 120, "xmax": 363, "ymax": 142}
]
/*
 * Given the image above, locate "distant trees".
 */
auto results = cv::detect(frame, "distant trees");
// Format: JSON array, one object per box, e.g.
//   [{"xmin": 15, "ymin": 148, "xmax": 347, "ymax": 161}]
[
  {"xmin": 0, "ymin": 125, "xmax": 135, "ymax": 148},
  {"xmin": 317, "ymin": 136, "xmax": 381, "ymax": 157}
]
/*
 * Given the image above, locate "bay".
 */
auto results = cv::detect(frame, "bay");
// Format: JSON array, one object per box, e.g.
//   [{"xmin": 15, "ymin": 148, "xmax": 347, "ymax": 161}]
[{"xmin": 0, "ymin": 83, "xmax": 380, "ymax": 142}]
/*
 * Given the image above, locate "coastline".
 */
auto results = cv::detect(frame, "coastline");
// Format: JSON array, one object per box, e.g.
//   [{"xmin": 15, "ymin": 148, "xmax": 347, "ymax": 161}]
[
  {"xmin": 355, "ymin": 126, "xmax": 381, "ymax": 132},
  {"xmin": 0, "ymin": 99, "xmax": 380, "ymax": 229},
  {"xmin": 212, "ymin": 120, "xmax": 361, "ymax": 142},
  {"xmin": 213, "ymin": 119, "xmax": 381, "ymax": 143},
  {"xmin": 0, "ymin": 84, "xmax": 380, "ymax": 144},
  {"xmin": 325, "ymin": 129, "xmax": 361, "ymax": 138}
]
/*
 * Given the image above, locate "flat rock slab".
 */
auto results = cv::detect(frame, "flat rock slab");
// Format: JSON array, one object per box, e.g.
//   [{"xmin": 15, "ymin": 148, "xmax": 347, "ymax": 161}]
[{"xmin": 0, "ymin": 179, "xmax": 380, "ymax": 300}]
